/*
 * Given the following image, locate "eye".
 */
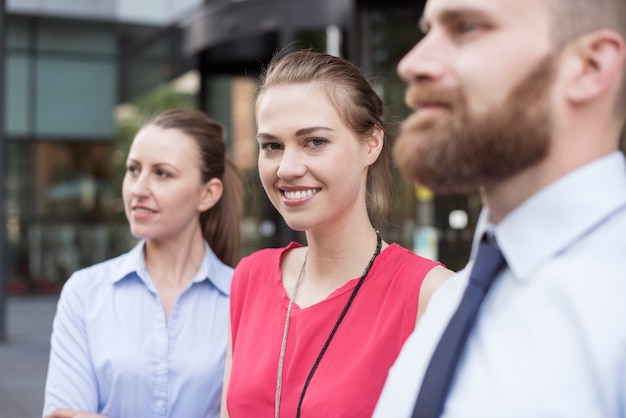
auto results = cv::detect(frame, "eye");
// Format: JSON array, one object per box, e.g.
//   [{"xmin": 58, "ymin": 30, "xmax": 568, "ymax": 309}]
[
  {"xmin": 305, "ymin": 137, "xmax": 328, "ymax": 148},
  {"xmin": 450, "ymin": 18, "xmax": 487, "ymax": 38},
  {"xmin": 126, "ymin": 164, "xmax": 139, "ymax": 175},
  {"xmin": 155, "ymin": 168, "xmax": 171, "ymax": 179},
  {"xmin": 459, "ymin": 21, "xmax": 479, "ymax": 33},
  {"xmin": 260, "ymin": 142, "xmax": 283, "ymax": 152}
]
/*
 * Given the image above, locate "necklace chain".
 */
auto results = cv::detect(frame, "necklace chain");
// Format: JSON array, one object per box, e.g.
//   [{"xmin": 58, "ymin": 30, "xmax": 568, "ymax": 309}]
[
  {"xmin": 275, "ymin": 231, "xmax": 382, "ymax": 418},
  {"xmin": 275, "ymin": 251, "xmax": 307, "ymax": 418}
]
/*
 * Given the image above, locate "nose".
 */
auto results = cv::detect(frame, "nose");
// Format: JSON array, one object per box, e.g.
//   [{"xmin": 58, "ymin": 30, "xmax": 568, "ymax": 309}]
[
  {"xmin": 276, "ymin": 147, "xmax": 306, "ymax": 180},
  {"xmin": 397, "ymin": 30, "xmax": 448, "ymax": 84},
  {"xmin": 130, "ymin": 172, "xmax": 151, "ymax": 197}
]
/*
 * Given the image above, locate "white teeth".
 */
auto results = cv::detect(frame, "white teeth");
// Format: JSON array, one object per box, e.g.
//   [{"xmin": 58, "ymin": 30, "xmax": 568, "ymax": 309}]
[
  {"xmin": 134, "ymin": 208, "xmax": 154, "ymax": 213},
  {"xmin": 284, "ymin": 189, "xmax": 318, "ymax": 200}
]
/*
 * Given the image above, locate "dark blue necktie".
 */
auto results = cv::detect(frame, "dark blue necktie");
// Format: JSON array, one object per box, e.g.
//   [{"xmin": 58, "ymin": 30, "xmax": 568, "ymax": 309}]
[{"xmin": 411, "ymin": 236, "xmax": 506, "ymax": 418}]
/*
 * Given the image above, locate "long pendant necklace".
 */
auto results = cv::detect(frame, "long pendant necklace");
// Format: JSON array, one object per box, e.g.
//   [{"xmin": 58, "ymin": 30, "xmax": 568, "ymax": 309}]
[
  {"xmin": 274, "ymin": 231, "xmax": 382, "ymax": 418},
  {"xmin": 275, "ymin": 251, "xmax": 308, "ymax": 418}
]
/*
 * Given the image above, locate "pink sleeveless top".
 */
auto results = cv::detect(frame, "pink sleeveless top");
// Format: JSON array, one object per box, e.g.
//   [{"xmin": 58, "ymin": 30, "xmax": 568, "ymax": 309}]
[{"xmin": 227, "ymin": 242, "xmax": 442, "ymax": 418}]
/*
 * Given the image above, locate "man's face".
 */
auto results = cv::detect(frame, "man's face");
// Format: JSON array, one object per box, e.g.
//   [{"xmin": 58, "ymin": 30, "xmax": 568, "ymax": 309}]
[{"xmin": 393, "ymin": 0, "xmax": 557, "ymax": 194}]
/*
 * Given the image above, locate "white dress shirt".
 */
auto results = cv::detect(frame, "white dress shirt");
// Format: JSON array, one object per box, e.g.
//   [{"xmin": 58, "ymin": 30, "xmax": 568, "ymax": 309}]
[
  {"xmin": 374, "ymin": 152, "xmax": 626, "ymax": 418},
  {"xmin": 44, "ymin": 240, "xmax": 232, "ymax": 418}
]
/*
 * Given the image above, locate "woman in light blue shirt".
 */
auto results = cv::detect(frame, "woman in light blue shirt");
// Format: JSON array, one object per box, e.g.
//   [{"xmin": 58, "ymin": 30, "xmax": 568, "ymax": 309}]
[{"xmin": 43, "ymin": 109, "xmax": 243, "ymax": 418}]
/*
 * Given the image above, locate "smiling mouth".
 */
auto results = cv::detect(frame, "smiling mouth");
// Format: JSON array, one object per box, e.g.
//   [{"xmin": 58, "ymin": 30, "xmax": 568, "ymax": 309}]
[
  {"xmin": 133, "ymin": 207, "xmax": 156, "ymax": 213},
  {"xmin": 282, "ymin": 189, "xmax": 320, "ymax": 201}
]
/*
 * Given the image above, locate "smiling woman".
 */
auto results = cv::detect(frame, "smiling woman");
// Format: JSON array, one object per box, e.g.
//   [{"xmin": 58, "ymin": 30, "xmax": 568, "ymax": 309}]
[
  {"xmin": 221, "ymin": 49, "xmax": 453, "ymax": 418},
  {"xmin": 43, "ymin": 109, "xmax": 243, "ymax": 418}
]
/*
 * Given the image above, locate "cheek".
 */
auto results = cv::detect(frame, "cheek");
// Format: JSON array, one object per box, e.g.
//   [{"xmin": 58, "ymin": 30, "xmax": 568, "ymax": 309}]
[
  {"xmin": 121, "ymin": 180, "xmax": 133, "ymax": 223},
  {"xmin": 257, "ymin": 159, "xmax": 276, "ymax": 188},
  {"xmin": 121, "ymin": 178, "xmax": 131, "ymax": 203},
  {"xmin": 459, "ymin": 56, "xmax": 544, "ymax": 115},
  {"xmin": 176, "ymin": 184, "xmax": 204, "ymax": 203},
  {"xmin": 456, "ymin": 56, "xmax": 508, "ymax": 109}
]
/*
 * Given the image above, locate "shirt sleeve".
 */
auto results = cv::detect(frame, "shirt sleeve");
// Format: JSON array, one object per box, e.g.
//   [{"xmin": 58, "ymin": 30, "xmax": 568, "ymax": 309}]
[{"xmin": 43, "ymin": 270, "xmax": 99, "ymax": 415}]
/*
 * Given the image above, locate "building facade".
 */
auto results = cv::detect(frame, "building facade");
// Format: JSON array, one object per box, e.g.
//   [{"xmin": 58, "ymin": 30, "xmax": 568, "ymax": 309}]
[{"xmin": 3, "ymin": 0, "xmax": 200, "ymax": 291}]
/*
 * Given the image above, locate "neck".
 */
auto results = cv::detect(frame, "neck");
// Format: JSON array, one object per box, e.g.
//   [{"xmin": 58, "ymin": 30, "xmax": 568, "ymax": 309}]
[
  {"xmin": 483, "ymin": 134, "xmax": 617, "ymax": 224},
  {"xmin": 303, "ymin": 225, "xmax": 382, "ymax": 287},
  {"xmin": 144, "ymin": 231, "xmax": 205, "ymax": 288}
]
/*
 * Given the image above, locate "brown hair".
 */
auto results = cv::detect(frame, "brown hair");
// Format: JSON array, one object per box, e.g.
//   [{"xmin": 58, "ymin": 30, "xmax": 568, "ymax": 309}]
[
  {"xmin": 547, "ymin": 0, "xmax": 626, "ymax": 115},
  {"xmin": 146, "ymin": 109, "xmax": 243, "ymax": 267},
  {"xmin": 257, "ymin": 49, "xmax": 392, "ymax": 224}
]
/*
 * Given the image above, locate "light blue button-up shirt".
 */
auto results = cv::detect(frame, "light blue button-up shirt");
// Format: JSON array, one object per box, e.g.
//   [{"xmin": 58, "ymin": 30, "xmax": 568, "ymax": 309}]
[
  {"xmin": 375, "ymin": 151, "xmax": 626, "ymax": 417},
  {"xmin": 44, "ymin": 240, "xmax": 232, "ymax": 418}
]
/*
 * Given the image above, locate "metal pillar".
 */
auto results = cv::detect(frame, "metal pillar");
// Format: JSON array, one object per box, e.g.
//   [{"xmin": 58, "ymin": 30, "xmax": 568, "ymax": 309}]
[{"xmin": 0, "ymin": 0, "xmax": 7, "ymax": 342}]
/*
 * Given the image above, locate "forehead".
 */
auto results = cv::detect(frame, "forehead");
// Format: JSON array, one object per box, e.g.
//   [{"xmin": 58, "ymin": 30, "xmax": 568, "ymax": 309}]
[
  {"xmin": 130, "ymin": 125, "xmax": 200, "ymax": 161},
  {"xmin": 257, "ymin": 83, "xmax": 346, "ymax": 131},
  {"xmin": 422, "ymin": 0, "xmax": 549, "ymax": 27}
]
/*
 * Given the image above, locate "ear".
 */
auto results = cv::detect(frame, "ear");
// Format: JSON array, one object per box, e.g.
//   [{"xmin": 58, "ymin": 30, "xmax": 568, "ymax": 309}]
[
  {"xmin": 565, "ymin": 30, "xmax": 626, "ymax": 105},
  {"xmin": 198, "ymin": 178, "xmax": 224, "ymax": 212},
  {"xmin": 364, "ymin": 125, "xmax": 385, "ymax": 167}
]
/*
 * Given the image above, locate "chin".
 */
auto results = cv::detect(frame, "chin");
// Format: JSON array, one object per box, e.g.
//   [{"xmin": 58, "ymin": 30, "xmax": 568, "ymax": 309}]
[
  {"xmin": 128, "ymin": 227, "xmax": 152, "ymax": 240},
  {"xmin": 284, "ymin": 223, "xmax": 307, "ymax": 233},
  {"xmin": 280, "ymin": 217, "xmax": 311, "ymax": 234}
]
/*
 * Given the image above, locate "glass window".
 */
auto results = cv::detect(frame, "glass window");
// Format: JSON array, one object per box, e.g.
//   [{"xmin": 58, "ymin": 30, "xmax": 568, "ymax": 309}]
[
  {"xmin": 121, "ymin": 29, "xmax": 190, "ymax": 102},
  {"xmin": 5, "ymin": 54, "xmax": 31, "ymax": 136},
  {"xmin": 5, "ymin": 140, "xmax": 131, "ymax": 288},
  {"xmin": 35, "ymin": 57, "xmax": 117, "ymax": 138},
  {"xmin": 7, "ymin": 17, "xmax": 32, "ymax": 49}
]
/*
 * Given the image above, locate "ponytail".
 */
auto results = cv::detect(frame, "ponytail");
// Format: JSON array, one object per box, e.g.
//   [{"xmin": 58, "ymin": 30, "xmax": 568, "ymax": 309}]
[{"xmin": 200, "ymin": 157, "xmax": 243, "ymax": 267}]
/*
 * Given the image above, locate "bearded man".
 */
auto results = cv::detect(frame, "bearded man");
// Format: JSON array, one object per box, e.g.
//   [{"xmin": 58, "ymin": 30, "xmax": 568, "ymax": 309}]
[{"xmin": 375, "ymin": 0, "xmax": 626, "ymax": 416}]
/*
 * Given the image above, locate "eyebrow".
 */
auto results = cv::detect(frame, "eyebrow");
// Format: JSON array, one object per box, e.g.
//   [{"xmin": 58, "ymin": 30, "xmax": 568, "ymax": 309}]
[
  {"xmin": 295, "ymin": 126, "xmax": 333, "ymax": 136},
  {"xmin": 256, "ymin": 126, "xmax": 334, "ymax": 141},
  {"xmin": 255, "ymin": 132, "xmax": 277, "ymax": 141},
  {"xmin": 126, "ymin": 158, "xmax": 179, "ymax": 171},
  {"xmin": 420, "ymin": 7, "xmax": 492, "ymax": 33}
]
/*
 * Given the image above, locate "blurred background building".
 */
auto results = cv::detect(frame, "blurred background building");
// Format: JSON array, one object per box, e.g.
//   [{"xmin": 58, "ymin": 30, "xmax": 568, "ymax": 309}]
[
  {"xmin": 3, "ymin": 0, "xmax": 202, "ymax": 295},
  {"xmin": 7, "ymin": 0, "xmax": 586, "ymax": 296}
]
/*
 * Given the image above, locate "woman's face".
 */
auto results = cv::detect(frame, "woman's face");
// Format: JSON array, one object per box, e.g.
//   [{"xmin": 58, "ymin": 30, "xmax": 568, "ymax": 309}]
[
  {"xmin": 256, "ymin": 82, "xmax": 380, "ymax": 233},
  {"xmin": 122, "ymin": 125, "xmax": 210, "ymax": 241}
]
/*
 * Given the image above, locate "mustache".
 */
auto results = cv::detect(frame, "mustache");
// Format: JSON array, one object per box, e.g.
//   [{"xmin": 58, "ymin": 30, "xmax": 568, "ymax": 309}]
[{"xmin": 404, "ymin": 83, "xmax": 464, "ymax": 110}]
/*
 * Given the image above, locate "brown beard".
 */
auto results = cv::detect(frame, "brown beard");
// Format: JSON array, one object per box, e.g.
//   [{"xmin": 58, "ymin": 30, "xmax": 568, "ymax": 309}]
[{"xmin": 393, "ymin": 54, "xmax": 556, "ymax": 194}]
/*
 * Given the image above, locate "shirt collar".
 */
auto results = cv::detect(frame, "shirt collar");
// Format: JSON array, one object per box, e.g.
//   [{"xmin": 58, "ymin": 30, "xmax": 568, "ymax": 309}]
[
  {"xmin": 479, "ymin": 152, "xmax": 626, "ymax": 281},
  {"xmin": 112, "ymin": 239, "xmax": 232, "ymax": 295},
  {"xmin": 112, "ymin": 240, "xmax": 145, "ymax": 284}
]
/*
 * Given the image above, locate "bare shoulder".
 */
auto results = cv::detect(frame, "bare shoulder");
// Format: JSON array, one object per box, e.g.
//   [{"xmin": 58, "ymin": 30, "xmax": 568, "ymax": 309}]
[
  {"xmin": 417, "ymin": 265, "xmax": 455, "ymax": 322},
  {"xmin": 423, "ymin": 265, "xmax": 454, "ymax": 293}
]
